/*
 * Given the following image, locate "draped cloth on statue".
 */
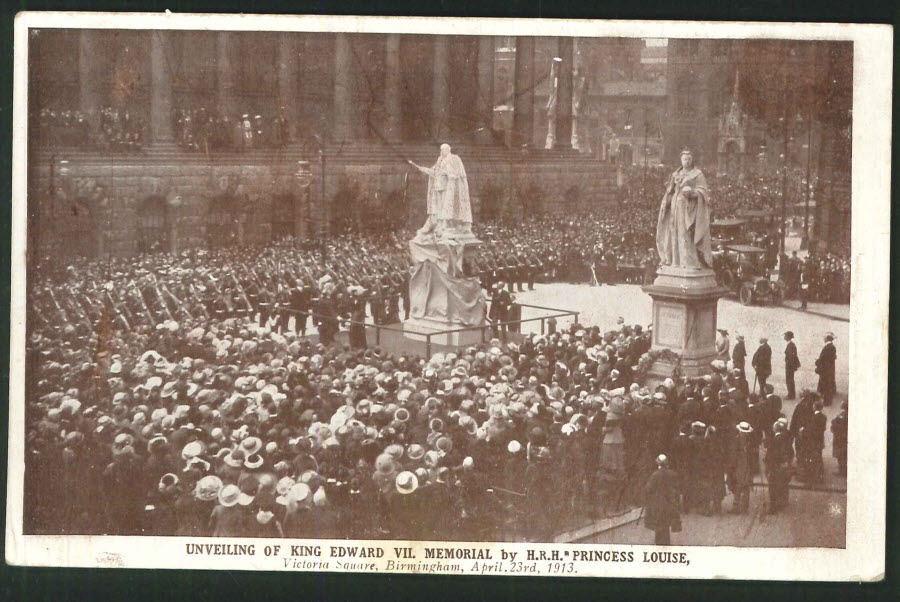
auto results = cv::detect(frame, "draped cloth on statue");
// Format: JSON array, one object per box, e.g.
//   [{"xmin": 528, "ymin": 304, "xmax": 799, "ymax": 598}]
[
  {"xmin": 656, "ymin": 167, "xmax": 714, "ymax": 269},
  {"xmin": 410, "ymin": 236, "xmax": 465, "ymax": 276},
  {"xmin": 423, "ymin": 153, "xmax": 472, "ymax": 225},
  {"xmin": 408, "ymin": 259, "xmax": 485, "ymax": 325}
]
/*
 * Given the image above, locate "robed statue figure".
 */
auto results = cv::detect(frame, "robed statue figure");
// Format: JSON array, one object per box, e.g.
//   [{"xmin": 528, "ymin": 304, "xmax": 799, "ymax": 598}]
[
  {"xmin": 408, "ymin": 144, "xmax": 473, "ymax": 240},
  {"xmin": 656, "ymin": 149, "xmax": 714, "ymax": 269}
]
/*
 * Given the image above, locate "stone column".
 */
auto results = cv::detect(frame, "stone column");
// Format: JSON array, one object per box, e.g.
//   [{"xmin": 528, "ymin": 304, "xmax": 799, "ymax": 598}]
[
  {"xmin": 333, "ymin": 33, "xmax": 353, "ymax": 143},
  {"xmin": 474, "ymin": 36, "xmax": 495, "ymax": 144},
  {"xmin": 216, "ymin": 32, "xmax": 234, "ymax": 118},
  {"xmin": 384, "ymin": 34, "xmax": 403, "ymax": 143},
  {"xmin": 554, "ymin": 37, "xmax": 574, "ymax": 150},
  {"xmin": 431, "ymin": 35, "xmax": 450, "ymax": 142},
  {"xmin": 149, "ymin": 31, "xmax": 174, "ymax": 143},
  {"xmin": 512, "ymin": 36, "xmax": 535, "ymax": 148},
  {"xmin": 276, "ymin": 33, "xmax": 300, "ymax": 136},
  {"xmin": 78, "ymin": 30, "xmax": 103, "ymax": 129}
]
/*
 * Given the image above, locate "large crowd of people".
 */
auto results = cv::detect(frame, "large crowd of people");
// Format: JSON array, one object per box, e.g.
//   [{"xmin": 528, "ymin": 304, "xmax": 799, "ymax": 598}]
[
  {"xmin": 173, "ymin": 108, "xmax": 291, "ymax": 153},
  {"xmin": 35, "ymin": 107, "xmax": 146, "ymax": 152},
  {"xmin": 26, "ymin": 221, "xmax": 846, "ymax": 542}
]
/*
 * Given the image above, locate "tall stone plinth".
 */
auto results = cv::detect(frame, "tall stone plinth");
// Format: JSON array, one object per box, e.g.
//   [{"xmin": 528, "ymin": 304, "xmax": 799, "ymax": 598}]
[
  {"xmin": 642, "ymin": 266, "xmax": 728, "ymax": 381},
  {"xmin": 403, "ymin": 232, "xmax": 487, "ymax": 351}
]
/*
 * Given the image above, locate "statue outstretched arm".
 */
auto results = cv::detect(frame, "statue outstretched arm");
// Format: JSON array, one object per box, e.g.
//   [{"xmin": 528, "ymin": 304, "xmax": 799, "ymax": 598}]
[{"xmin": 408, "ymin": 160, "xmax": 434, "ymax": 177}]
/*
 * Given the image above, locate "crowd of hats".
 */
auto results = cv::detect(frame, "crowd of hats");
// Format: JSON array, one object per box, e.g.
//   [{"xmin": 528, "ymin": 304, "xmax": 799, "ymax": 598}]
[
  {"xmin": 29, "ymin": 262, "xmax": 815, "ymax": 542},
  {"xmin": 35, "ymin": 107, "xmax": 146, "ymax": 152},
  {"xmin": 27, "ymin": 285, "xmax": 693, "ymax": 540}
]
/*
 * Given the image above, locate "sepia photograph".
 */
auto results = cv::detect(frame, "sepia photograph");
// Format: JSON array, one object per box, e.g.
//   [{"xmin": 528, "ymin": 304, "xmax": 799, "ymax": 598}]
[{"xmin": 6, "ymin": 13, "xmax": 890, "ymax": 580}]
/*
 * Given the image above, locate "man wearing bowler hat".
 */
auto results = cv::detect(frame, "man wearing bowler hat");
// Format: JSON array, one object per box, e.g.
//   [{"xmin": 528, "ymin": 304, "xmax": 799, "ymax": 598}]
[
  {"xmin": 783, "ymin": 331, "xmax": 800, "ymax": 400},
  {"xmin": 815, "ymin": 332, "xmax": 837, "ymax": 406}
]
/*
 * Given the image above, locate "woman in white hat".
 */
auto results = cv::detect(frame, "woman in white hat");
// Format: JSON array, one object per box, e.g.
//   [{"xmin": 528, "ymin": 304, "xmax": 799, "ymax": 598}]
[{"xmin": 209, "ymin": 484, "xmax": 249, "ymax": 537}]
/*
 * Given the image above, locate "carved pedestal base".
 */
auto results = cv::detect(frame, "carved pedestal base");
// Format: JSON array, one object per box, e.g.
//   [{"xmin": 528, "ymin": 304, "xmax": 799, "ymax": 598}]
[
  {"xmin": 643, "ymin": 266, "xmax": 728, "ymax": 382},
  {"xmin": 403, "ymin": 233, "xmax": 487, "ymax": 356}
]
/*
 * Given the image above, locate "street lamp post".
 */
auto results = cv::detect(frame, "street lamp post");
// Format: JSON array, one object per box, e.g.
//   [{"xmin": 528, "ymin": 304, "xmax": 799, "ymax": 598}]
[
  {"xmin": 294, "ymin": 159, "xmax": 312, "ymax": 247},
  {"xmin": 779, "ymin": 66, "xmax": 789, "ymax": 266}
]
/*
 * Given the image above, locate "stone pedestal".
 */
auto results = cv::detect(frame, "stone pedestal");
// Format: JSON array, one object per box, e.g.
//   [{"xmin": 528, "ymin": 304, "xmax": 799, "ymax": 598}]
[
  {"xmin": 402, "ymin": 232, "xmax": 487, "ymax": 354},
  {"xmin": 402, "ymin": 316, "xmax": 486, "ymax": 347},
  {"xmin": 643, "ymin": 266, "xmax": 728, "ymax": 380}
]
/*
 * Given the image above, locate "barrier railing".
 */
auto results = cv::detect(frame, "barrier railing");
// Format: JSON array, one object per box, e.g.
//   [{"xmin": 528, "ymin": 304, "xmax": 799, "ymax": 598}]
[{"xmin": 273, "ymin": 301, "xmax": 579, "ymax": 358}]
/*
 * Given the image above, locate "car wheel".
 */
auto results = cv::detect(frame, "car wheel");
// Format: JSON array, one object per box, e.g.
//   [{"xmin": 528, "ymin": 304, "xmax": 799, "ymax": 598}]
[{"xmin": 739, "ymin": 285, "xmax": 753, "ymax": 306}]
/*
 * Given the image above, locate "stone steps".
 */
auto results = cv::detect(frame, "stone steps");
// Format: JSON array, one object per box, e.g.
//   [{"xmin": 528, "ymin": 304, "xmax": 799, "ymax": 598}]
[{"xmin": 36, "ymin": 143, "xmax": 609, "ymax": 167}]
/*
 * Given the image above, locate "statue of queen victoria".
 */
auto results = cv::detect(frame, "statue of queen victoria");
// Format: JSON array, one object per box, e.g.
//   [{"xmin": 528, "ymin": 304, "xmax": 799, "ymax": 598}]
[{"xmin": 656, "ymin": 149, "xmax": 714, "ymax": 270}]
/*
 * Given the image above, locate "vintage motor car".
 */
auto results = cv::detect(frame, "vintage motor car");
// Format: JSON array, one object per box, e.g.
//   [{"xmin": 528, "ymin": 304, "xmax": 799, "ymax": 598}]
[{"xmin": 713, "ymin": 244, "xmax": 786, "ymax": 306}]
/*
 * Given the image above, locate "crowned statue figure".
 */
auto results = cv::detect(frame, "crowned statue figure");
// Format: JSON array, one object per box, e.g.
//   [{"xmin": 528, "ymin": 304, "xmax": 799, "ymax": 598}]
[
  {"xmin": 408, "ymin": 144, "xmax": 473, "ymax": 241},
  {"xmin": 656, "ymin": 149, "xmax": 714, "ymax": 270}
]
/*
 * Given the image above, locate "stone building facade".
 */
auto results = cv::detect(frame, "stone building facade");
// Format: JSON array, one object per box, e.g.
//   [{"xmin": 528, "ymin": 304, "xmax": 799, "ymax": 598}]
[
  {"xmin": 664, "ymin": 38, "xmax": 852, "ymax": 251},
  {"xmin": 28, "ymin": 30, "xmax": 617, "ymax": 261}
]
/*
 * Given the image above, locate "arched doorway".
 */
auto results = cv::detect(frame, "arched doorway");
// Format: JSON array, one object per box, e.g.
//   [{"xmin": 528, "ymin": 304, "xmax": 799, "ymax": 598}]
[
  {"xmin": 207, "ymin": 195, "xmax": 241, "ymax": 248},
  {"xmin": 136, "ymin": 196, "xmax": 170, "ymax": 254}
]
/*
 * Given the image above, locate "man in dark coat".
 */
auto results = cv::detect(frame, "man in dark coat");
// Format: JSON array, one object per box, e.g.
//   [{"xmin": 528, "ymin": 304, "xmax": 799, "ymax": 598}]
[
  {"xmin": 732, "ymin": 334, "xmax": 747, "ymax": 375},
  {"xmin": 489, "ymin": 283, "xmax": 511, "ymax": 339},
  {"xmin": 783, "ymin": 331, "xmax": 800, "ymax": 400},
  {"xmin": 765, "ymin": 419, "xmax": 793, "ymax": 514},
  {"xmin": 751, "ymin": 337, "xmax": 772, "ymax": 394},
  {"xmin": 831, "ymin": 402, "xmax": 848, "ymax": 477},
  {"xmin": 815, "ymin": 333, "xmax": 837, "ymax": 406},
  {"xmin": 644, "ymin": 454, "xmax": 681, "ymax": 545},
  {"xmin": 728, "ymin": 422, "xmax": 756, "ymax": 514},
  {"xmin": 789, "ymin": 390, "xmax": 814, "ymax": 452}
]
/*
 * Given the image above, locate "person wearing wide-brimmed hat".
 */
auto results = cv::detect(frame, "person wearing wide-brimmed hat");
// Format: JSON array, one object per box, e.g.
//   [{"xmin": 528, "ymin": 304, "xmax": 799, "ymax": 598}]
[
  {"xmin": 764, "ymin": 419, "xmax": 794, "ymax": 514},
  {"xmin": 209, "ymin": 483, "xmax": 248, "ymax": 537},
  {"xmin": 643, "ymin": 454, "xmax": 681, "ymax": 545},
  {"xmin": 179, "ymin": 475, "xmax": 222, "ymax": 536},
  {"xmin": 727, "ymin": 423, "xmax": 756, "ymax": 514}
]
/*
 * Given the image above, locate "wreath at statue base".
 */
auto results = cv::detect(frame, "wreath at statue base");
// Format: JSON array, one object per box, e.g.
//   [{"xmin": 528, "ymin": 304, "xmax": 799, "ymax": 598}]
[{"xmin": 634, "ymin": 348, "xmax": 683, "ymax": 388}]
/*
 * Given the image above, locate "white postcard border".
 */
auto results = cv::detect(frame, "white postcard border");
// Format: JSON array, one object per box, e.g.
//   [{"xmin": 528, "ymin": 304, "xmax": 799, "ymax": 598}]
[{"xmin": 6, "ymin": 12, "xmax": 891, "ymax": 581}]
